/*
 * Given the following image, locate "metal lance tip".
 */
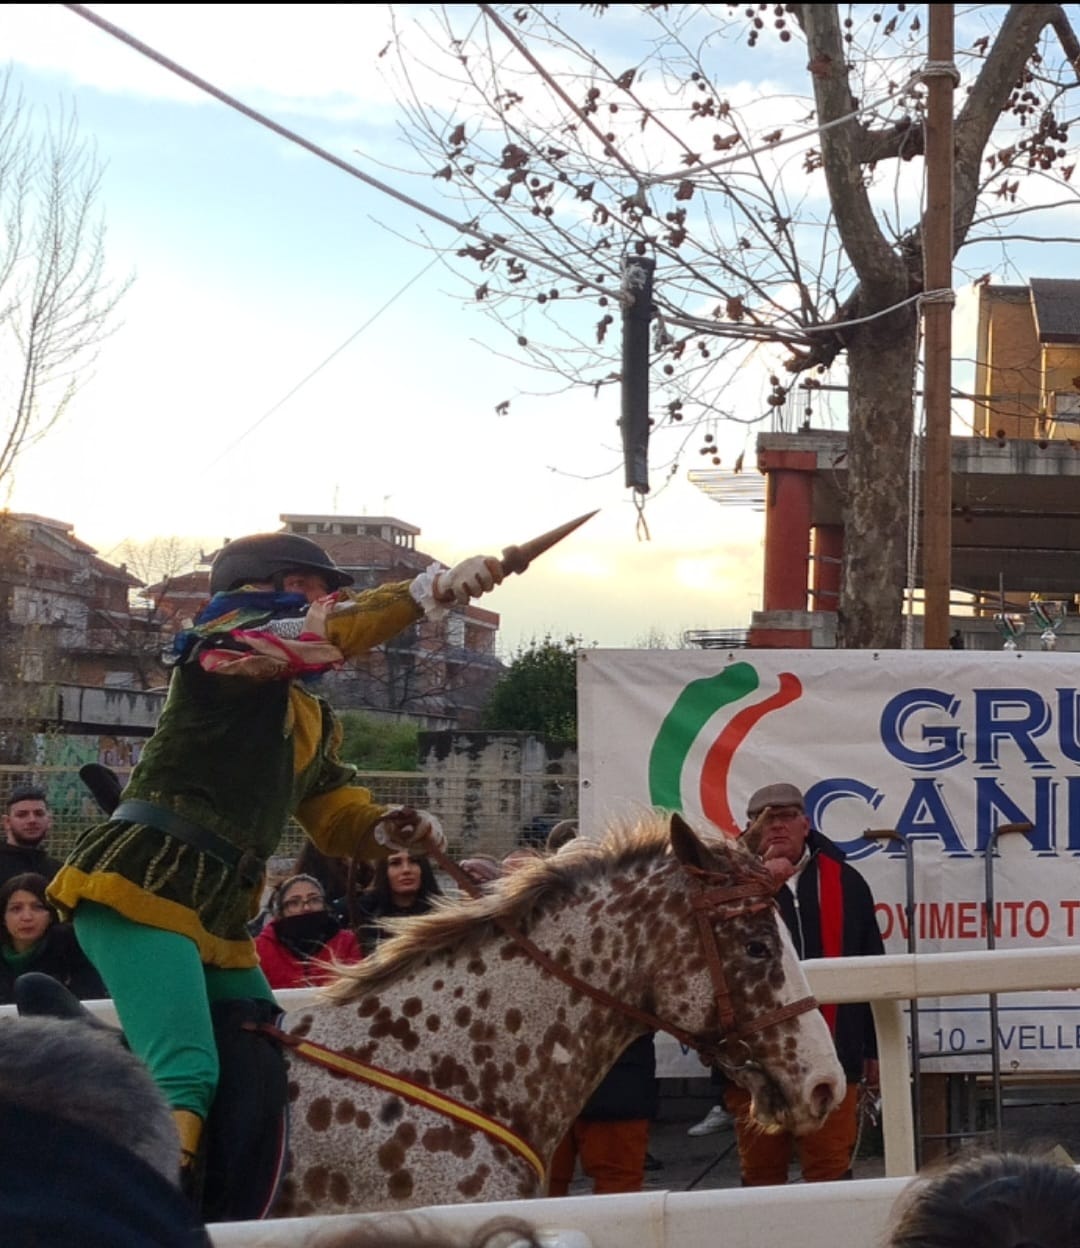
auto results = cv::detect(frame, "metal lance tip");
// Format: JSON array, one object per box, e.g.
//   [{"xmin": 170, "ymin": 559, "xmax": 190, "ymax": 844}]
[{"xmin": 500, "ymin": 510, "xmax": 599, "ymax": 577}]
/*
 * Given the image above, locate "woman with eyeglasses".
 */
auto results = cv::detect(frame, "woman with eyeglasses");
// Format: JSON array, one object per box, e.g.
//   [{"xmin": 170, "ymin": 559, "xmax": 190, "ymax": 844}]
[
  {"xmin": 253, "ymin": 874, "xmax": 362, "ymax": 989},
  {"xmin": 0, "ymin": 873, "xmax": 106, "ymax": 1004}
]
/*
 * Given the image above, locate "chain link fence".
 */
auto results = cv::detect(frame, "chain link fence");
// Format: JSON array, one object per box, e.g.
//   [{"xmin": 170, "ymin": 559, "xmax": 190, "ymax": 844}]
[{"xmin": 0, "ymin": 766, "xmax": 578, "ymax": 861}]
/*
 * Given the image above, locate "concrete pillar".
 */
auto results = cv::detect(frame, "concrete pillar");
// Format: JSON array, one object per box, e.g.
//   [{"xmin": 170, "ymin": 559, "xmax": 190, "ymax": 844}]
[{"xmin": 761, "ymin": 453, "xmax": 815, "ymax": 612}]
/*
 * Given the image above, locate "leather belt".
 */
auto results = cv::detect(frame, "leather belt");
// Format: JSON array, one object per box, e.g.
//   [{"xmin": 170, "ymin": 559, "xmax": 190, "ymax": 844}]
[{"xmin": 113, "ymin": 799, "xmax": 263, "ymax": 886}]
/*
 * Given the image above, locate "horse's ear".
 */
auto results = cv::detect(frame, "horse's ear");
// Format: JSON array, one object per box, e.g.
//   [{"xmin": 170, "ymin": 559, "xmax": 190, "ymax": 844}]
[{"xmin": 669, "ymin": 812, "xmax": 712, "ymax": 869}]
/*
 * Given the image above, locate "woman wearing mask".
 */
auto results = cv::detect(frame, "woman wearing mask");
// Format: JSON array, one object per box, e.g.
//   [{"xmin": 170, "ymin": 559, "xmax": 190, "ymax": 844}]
[
  {"xmin": 0, "ymin": 873, "xmax": 106, "ymax": 1004},
  {"xmin": 254, "ymin": 874, "xmax": 362, "ymax": 989},
  {"xmin": 354, "ymin": 850, "xmax": 442, "ymax": 954}
]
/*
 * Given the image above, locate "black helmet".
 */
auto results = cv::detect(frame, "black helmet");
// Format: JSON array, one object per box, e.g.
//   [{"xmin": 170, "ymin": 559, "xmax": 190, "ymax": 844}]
[{"xmin": 209, "ymin": 533, "xmax": 353, "ymax": 594}]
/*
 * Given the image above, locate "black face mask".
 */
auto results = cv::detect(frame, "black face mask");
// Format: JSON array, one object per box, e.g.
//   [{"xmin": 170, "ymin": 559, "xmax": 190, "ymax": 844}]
[{"xmin": 274, "ymin": 910, "xmax": 339, "ymax": 957}]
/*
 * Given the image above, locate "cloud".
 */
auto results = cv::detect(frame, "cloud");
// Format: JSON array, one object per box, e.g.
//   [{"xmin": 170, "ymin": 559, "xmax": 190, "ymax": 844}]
[{"xmin": 2, "ymin": 4, "xmax": 400, "ymax": 111}]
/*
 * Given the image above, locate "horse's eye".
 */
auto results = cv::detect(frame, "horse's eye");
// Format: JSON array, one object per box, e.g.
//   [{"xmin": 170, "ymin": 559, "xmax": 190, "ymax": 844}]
[{"xmin": 745, "ymin": 940, "xmax": 770, "ymax": 960}]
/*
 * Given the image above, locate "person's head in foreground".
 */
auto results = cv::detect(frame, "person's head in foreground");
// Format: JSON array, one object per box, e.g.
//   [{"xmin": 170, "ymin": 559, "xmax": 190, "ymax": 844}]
[{"xmin": 887, "ymin": 1151, "xmax": 1080, "ymax": 1248}]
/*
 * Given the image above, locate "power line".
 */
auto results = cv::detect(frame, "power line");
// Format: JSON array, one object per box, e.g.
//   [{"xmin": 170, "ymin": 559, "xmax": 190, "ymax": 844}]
[
  {"xmin": 63, "ymin": 4, "xmax": 607, "ymax": 298},
  {"xmin": 204, "ymin": 253, "xmax": 441, "ymax": 468}
]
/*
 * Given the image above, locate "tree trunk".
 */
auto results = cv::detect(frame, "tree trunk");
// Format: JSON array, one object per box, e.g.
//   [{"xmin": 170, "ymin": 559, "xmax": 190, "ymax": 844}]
[{"xmin": 838, "ymin": 304, "xmax": 919, "ymax": 649}]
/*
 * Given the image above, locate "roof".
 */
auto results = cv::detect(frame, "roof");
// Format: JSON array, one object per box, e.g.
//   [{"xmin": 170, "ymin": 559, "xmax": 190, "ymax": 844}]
[{"xmin": 1030, "ymin": 278, "xmax": 1080, "ymax": 344}]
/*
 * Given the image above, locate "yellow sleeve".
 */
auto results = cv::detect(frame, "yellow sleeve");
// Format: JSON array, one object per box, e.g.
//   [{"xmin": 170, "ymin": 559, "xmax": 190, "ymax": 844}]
[
  {"xmin": 295, "ymin": 784, "xmax": 391, "ymax": 861},
  {"xmin": 324, "ymin": 581, "xmax": 423, "ymax": 660}
]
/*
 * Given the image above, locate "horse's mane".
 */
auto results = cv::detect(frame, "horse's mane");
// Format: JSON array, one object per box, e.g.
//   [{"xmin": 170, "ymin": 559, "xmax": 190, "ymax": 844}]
[{"xmin": 322, "ymin": 811, "xmax": 758, "ymax": 1003}]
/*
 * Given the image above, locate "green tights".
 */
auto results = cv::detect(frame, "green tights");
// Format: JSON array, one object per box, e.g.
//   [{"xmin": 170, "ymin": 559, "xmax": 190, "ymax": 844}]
[{"xmin": 74, "ymin": 901, "xmax": 274, "ymax": 1118}]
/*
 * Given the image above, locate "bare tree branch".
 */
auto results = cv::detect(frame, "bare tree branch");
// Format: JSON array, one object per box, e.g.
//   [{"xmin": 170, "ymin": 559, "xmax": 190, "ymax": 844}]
[{"xmin": 0, "ymin": 74, "xmax": 131, "ymax": 486}]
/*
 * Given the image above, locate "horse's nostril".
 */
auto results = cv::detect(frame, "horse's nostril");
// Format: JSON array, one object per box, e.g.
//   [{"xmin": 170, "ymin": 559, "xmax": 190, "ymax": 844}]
[{"xmin": 811, "ymin": 1080, "xmax": 838, "ymax": 1118}]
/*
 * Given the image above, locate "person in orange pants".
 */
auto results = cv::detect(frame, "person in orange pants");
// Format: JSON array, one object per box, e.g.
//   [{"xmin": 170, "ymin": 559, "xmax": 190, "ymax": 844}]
[
  {"xmin": 725, "ymin": 1083, "xmax": 860, "ymax": 1185},
  {"xmin": 547, "ymin": 1033, "xmax": 656, "ymax": 1196}
]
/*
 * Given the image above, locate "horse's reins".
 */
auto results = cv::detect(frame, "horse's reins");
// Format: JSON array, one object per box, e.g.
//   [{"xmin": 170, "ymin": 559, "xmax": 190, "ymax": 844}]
[{"xmin": 431, "ymin": 846, "xmax": 820, "ymax": 1073}]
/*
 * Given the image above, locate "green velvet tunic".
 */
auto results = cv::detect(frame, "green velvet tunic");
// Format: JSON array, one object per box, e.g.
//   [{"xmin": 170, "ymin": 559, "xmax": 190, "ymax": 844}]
[{"xmin": 50, "ymin": 580, "xmax": 423, "ymax": 967}]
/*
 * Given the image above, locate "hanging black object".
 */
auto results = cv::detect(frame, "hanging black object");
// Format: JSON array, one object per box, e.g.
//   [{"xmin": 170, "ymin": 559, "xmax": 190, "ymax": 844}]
[{"xmin": 620, "ymin": 255, "xmax": 655, "ymax": 493}]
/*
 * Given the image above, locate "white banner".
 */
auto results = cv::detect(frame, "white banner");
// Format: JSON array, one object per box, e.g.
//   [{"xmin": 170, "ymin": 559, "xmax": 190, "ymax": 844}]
[{"xmin": 579, "ymin": 649, "xmax": 1080, "ymax": 1073}]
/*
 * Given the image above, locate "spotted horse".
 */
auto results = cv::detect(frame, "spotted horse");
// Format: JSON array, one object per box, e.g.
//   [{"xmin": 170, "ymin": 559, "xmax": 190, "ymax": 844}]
[{"xmin": 269, "ymin": 811, "xmax": 845, "ymax": 1215}]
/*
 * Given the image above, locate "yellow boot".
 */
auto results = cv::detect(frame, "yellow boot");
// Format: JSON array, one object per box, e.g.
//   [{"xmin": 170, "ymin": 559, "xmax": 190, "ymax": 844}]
[{"xmin": 172, "ymin": 1108, "xmax": 204, "ymax": 1171}]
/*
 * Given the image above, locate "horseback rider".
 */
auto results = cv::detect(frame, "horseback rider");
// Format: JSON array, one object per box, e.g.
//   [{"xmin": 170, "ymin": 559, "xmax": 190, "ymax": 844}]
[{"xmin": 48, "ymin": 532, "xmax": 503, "ymax": 1175}]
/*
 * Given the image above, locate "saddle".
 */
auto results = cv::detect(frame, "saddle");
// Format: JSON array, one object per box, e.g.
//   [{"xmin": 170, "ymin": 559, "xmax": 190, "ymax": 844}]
[{"xmin": 13, "ymin": 973, "xmax": 290, "ymax": 1222}]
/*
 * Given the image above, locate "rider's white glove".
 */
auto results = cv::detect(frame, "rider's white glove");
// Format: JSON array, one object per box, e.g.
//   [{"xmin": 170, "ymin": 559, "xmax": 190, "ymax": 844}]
[
  {"xmin": 373, "ymin": 807, "xmax": 446, "ymax": 855},
  {"xmin": 434, "ymin": 556, "xmax": 504, "ymax": 606}
]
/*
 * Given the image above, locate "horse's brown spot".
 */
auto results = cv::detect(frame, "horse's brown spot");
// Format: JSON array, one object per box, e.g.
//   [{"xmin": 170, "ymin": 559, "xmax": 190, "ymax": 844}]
[
  {"xmin": 378, "ymin": 1138, "xmax": 406, "ymax": 1171},
  {"xmin": 454, "ymin": 1005, "xmax": 472, "ymax": 1027},
  {"xmin": 466, "ymin": 956, "xmax": 487, "ymax": 975},
  {"xmin": 476, "ymin": 987, "xmax": 491, "ymax": 1009},
  {"xmin": 479, "ymin": 1060, "xmax": 500, "ymax": 1097},
  {"xmin": 395, "ymin": 1121, "xmax": 417, "ymax": 1147},
  {"xmin": 355, "ymin": 1110, "xmax": 371, "ymax": 1129},
  {"xmin": 453, "ymin": 986, "xmax": 464, "ymax": 999},
  {"xmin": 379, "ymin": 1097, "xmax": 404, "ymax": 1125},
  {"xmin": 287, "ymin": 1080, "xmax": 300, "ymax": 1103},
  {"xmin": 504, "ymin": 1008, "xmax": 522, "ymax": 1033},
  {"xmin": 357, "ymin": 996, "xmax": 381, "ymax": 1018},
  {"xmin": 433, "ymin": 978, "xmax": 444, "ymax": 991},
  {"xmin": 514, "ymin": 1042, "xmax": 531, "ymax": 1066},
  {"xmin": 432, "ymin": 1054, "xmax": 467, "ymax": 1090},
  {"xmin": 288, "ymin": 1013, "xmax": 315, "ymax": 1039},
  {"xmin": 335, "ymin": 1100, "xmax": 356, "ymax": 1124},
  {"xmin": 422, "ymin": 1124, "xmax": 453, "ymax": 1152},
  {"xmin": 458, "ymin": 1163, "xmax": 490, "ymax": 1197},
  {"xmin": 502, "ymin": 1062, "xmax": 515, "ymax": 1082},
  {"xmin": 426, "ymin": 1014, "xmax": 441, "ymax": 1032},
  {"xmin": 389, "ymin": 1016, "xmax": 419, "ymax": 1049},
  {"xmin": 303, "ymin": 1165, "xmax": 329, "ymax": 1199},
  {"xmin": 388, "ymin": 1171, "xmax": 414, "ymax": 1200},
  {"xmin": 306, "ymin": 1098, "xmax": 332, "ymax": 1132},
  {"xmin": 402, "ymin": 996, "xmax": 423, "ymax": 1018},
  {"xmin": 329, "ymin": 1171, "xmax": 351, "ymax": 1204}
]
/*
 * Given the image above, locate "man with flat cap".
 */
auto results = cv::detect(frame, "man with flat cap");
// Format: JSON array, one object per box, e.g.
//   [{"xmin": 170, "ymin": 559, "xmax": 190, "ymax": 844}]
[{"xmin": 725, "ymin": 780, "xmax": 884, "ymax": 1185}]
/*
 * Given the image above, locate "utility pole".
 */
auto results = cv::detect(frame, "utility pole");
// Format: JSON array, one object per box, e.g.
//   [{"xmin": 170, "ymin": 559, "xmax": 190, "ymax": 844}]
[{"xmin": 922, "ymin": 5, "xmax": 956, "ymax": 649}]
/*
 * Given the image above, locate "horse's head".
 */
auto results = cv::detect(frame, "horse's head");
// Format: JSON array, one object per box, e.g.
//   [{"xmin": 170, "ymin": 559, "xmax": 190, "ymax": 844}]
[{"xmin": 661, "ymin": 813, "xmax": 844, "ymax": 1134}]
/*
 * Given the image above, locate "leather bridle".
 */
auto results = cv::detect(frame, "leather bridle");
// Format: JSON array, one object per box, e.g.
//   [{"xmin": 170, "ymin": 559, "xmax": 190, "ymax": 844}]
[{"xmin": 431, "ymin": 847, "xmax": 820, "ymax": 1074}]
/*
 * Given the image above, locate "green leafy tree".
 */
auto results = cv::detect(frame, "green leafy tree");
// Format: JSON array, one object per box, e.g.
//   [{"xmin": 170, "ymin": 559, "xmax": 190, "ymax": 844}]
[
  {"xmin": 337, "ymin": 711, "xmax": 419, "ymax": 772},
  {"xmin": 482, "ymin": 635, "xmax": 582, "ymax": 743}
]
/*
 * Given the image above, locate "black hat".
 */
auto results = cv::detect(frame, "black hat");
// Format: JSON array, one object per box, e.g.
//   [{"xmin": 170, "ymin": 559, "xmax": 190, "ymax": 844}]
[{"xmin": 209, "ymin": 533, "xmax": 353, "ymax": 595}]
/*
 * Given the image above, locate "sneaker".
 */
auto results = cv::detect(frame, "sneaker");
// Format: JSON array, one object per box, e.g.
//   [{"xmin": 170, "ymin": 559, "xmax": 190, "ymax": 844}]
[{"xmin": 687, "ymin": 1104, "xmax": 734, "ymax": 1136}]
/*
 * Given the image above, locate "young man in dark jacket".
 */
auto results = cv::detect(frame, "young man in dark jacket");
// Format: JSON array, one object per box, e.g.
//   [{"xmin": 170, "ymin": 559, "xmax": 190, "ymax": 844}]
[
  {"xmin": 725, "ymin": 781, "xmax": 884, "ymax": 1184},
  {"xmin": 0, "ymin": 786, "xmax": 61, "ymax": 889}
]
